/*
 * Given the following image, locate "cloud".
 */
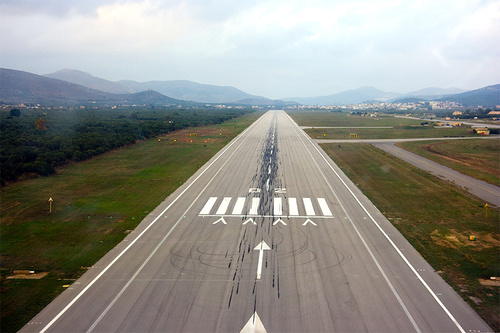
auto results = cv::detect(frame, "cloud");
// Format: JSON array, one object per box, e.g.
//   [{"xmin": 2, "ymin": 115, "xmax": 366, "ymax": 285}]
[{"xmin": 0, "ymin": 0, "xmax": 498, "ymax": 97}]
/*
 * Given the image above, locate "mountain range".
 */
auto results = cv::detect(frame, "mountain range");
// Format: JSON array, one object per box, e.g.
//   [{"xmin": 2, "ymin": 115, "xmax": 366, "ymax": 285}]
[{"xmin": 1, "ymin": 68, "xmax": 499, "ymax": 107}]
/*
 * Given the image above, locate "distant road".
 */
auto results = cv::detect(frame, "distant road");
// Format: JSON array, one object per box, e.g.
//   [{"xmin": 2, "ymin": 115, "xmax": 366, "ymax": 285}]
[
  {"xmin": 373, "ymin": 143, "xmax": 500, "ymax": 206},
  {"xmin": 21, "ymin": 111, "xmax": 491, "ymax": 332}
]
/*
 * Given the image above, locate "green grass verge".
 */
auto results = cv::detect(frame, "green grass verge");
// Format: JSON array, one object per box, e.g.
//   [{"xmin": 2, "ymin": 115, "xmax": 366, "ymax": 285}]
[
  {"xmin": 288, "ymin": 110, "xmax": 477, "ymax": 140},
  {"xmin": 288, "ymin": 110, "xmax": 425, "ymax": 127},
  {"xmin": 398, "ymin": 139, "xmax": 500, "ymax": 187},
  {"xmin": 0, "ymin": 111, "xmax": 263, "ymax": 333},
  {"xmin": 321, "ymin": 143, "xmax": 500, "ymax": 331}
]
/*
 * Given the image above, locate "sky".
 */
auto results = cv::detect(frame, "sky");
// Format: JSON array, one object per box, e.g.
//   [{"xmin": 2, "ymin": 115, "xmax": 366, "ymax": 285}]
[{"xmin": 1, "ymin": 0, "xmax": 499, "ymax": 99}]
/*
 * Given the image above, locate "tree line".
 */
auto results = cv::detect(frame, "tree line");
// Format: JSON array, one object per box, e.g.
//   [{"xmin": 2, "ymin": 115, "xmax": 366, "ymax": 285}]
[{"xmin": 0, "ymin": 108, "xmax": 253, "ymax": 185}]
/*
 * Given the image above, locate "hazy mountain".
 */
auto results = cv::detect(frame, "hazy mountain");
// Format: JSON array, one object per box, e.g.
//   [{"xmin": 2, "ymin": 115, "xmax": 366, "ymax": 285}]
[
  {"xmin": 117, "ymin": 80, "xmax": 257, "ymax": 104},
  {"xmin": 437, "ymin": 84, "xmax": 500, "ymax": 107},
  {"xmin": 45, "ymin": 69, "xmax": 258, "ymax": 103},
  {"xmin": 389, "ymin": 87, "xmax": 468, "ymax": 103},
  {"xmin": 231, "ymin": 97, "xmax": 297, "ymax": 107},
  {"xmin": 0, "ymin": 68, "xmax": 187, "ymax": 106},
  {"xmin": 284, "ymin": 86, "xmax": 402, "ymax": 105},
  {"xmin": 405, "ymin": 87, "xmax": 466, "ymax": 96},
  {"xmin": 44, "ymin": 69, "xmax": 133, "ymax": 94}
]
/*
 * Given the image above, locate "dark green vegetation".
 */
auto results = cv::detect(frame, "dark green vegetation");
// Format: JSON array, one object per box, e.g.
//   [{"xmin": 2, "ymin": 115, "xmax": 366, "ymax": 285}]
[
  {"xmin": 0, "ymin": 111, "xmax": 262, "ymax": 332},
  {"xmin": 322, "ymin": 143, "xmax": 499, "ymax": 331},
  {"xmin": 398, "ymin": 139, "xmax": 500, "ymax": 187},
  {"xmin": 0, "ymin": 108, "xmax": 252, "ymax": 185}
]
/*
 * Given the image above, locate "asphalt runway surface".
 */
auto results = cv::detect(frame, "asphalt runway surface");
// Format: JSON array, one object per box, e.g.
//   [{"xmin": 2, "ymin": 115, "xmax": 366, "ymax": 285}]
[{"xmin": 21, "ymin": 110, "xmax": 492, "ymax": 332}]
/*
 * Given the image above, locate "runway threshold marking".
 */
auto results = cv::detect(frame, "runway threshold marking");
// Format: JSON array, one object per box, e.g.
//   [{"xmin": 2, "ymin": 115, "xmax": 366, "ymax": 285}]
[
  {"xmin": 200, "ymin": 197, "xmax": 217, "ymax": 215},
  {"xmin": 303, "ymin": 198, "xmax": 316, "ymax": 216},
  {"xmin": 288, "ymin": 111, "xmax": 465, "ymax": 333},
  {"xmin": 198, "ymin": 196, "xmax": 334, "ymax": 218},
  {"xmin": 232, "ymin": 197, "xmax": 246, "ymax": 215},
  {"xmin": 288, "ymin": 197, "xmax": 299, "ymax": 215},
  {"xmin": 273, "ymin": 197, "xmax": 283, "ymax": 216},
  {"xmin": 216, "ymin": 197, "xmax": 232, "ymax": 215}
]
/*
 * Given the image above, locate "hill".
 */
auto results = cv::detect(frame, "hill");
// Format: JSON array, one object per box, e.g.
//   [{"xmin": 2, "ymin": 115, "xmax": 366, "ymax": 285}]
[
  {"xmin": 45, "ymin": 69, "xmax": 258, "ymax": 104},
  {"xmin": 284, "ymin": 86, "xmax": 402, "ymax": 105},
  {"xmin": 0, "ymin": 68, "xmax": 188, "ymax": 106},
  {"xmin": 44, "ymin": 69, "xmax": 133, "ymax": 94},
  {"xmin": 437, "ymin": 84, "xmax": 500, "ymax": 107}
]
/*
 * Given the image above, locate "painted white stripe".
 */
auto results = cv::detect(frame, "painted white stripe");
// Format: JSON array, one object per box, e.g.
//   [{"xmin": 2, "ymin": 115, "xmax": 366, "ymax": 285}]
[
  {"xmin": 216, "ymin": 197, "xmax": 231, "ymax": 215},
  {"xmin": 232, "ymin": 197, "xmax": 246, "ymax": 215},
  {"xmin": 303, "ymin": 198, "xmax": 316, "ymax": 216},
  {"xmin": 200, "ymin": 197, "xmax": 217, "ymax": 215},
  {"xmin": 249, "ymin": 197, "xmax": 260, "ymax": 215},
  {"xmin": 318, "ymin": 198, "xmax": 333, "ymax": 216},
  {"xmin": 289, "ymin": 198, "xmax": 299, "ymax": 215},
  {"xmin": 274, "ymin": 197, "xmax": 282, "ymax": 216}
]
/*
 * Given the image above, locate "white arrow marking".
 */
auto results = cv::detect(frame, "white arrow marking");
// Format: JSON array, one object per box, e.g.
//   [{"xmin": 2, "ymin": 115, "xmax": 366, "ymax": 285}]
[
  {"xmin": 212, "ymin": 217, "xmax": 227, "ymax": 225},
  {"xmin": 273, "ymin": 218, "xmax": 286, "ymax": 225},
  {"xmin": 302, "ymin": 218, "xmax": 317, "ymax": 226},
  {"xmin": 243, "ymin": 218, "xmax": 256, "ymax": 225},
  {"xmin": 253, "ymin": 241, "xmax": 271, "ymax": 280},
  {"xmin": 240, "ymin": 312, "xmax": 267, "ymax": 333}
]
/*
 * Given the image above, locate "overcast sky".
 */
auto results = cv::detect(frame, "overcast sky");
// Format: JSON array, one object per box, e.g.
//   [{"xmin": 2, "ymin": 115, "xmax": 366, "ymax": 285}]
[{"xmin": 1, "ymin": 0, "xmax": 499, "ymax": 98}]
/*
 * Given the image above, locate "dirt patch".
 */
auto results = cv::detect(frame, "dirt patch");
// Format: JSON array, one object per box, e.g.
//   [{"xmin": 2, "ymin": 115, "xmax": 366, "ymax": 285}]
[
  {"xmin": 478, "ymin": 278, "xmax": 500, "ymax": 286},
  {"xmin": 430, "ymin": 229, "xmax": 460, "ymax": 249},
  {"xmin": 7, "ymin": 272, "xmax": 48, "ymax": 279}
]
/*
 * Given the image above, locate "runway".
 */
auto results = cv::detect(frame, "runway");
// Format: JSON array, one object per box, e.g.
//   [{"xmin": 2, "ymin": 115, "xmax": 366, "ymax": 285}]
[{"xmin": 21, "ymin": 110, "xmax": 491, "ymax": 332}]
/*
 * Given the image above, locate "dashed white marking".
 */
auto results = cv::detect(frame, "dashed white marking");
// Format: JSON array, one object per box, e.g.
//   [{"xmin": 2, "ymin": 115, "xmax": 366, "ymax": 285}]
[
  {"xmin": 317, "ymin": 198, "xmax": 332, "ymax": 216},
  {"xmin": 289, "ymin": 197, "xmax": 299, "ymax": 215},
  {"xmin": 200, "ymin": 197, "xmax": 217, "ymax": 215},
  {"xmin": 216, "ymin": 197, "xmax": 231, "ymax": 215},
  {"xmin": 232, "ymin": 197, "xmax": 246, "ymax": 215},
  {"xmin": 274, "ymin": 197, "xmax": 283, "ymax": 216},
  {"xmin": 303, "ymin": 198, "xmax": 316, "ymax": 216}
]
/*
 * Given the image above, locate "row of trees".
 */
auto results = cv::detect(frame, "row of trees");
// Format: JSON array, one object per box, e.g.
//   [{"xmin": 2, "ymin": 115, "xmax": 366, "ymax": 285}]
[{"xmin": 1, "ymin": 108, "xmax": 252, "ymax": 185}]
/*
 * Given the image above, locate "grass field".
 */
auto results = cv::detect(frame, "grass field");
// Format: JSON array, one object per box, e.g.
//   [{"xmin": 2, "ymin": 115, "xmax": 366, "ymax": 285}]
[
  {"xmin": 0, "ymin": 111, "xmax": 262, "ymax": 332},
  {"xmin": 321, "ymin": 143, "xmax": 500, "ymax": 331},
  {"xmin": 398, "ymin": 139, "xmax": 500, "ymax": 187},
  {"xmin": 288, "ymin": 110, "xmax": 477, "ymax": 140},
  {"xmin": 288, "ymin": 110, "xmax": 424, "ymax": 127}
]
